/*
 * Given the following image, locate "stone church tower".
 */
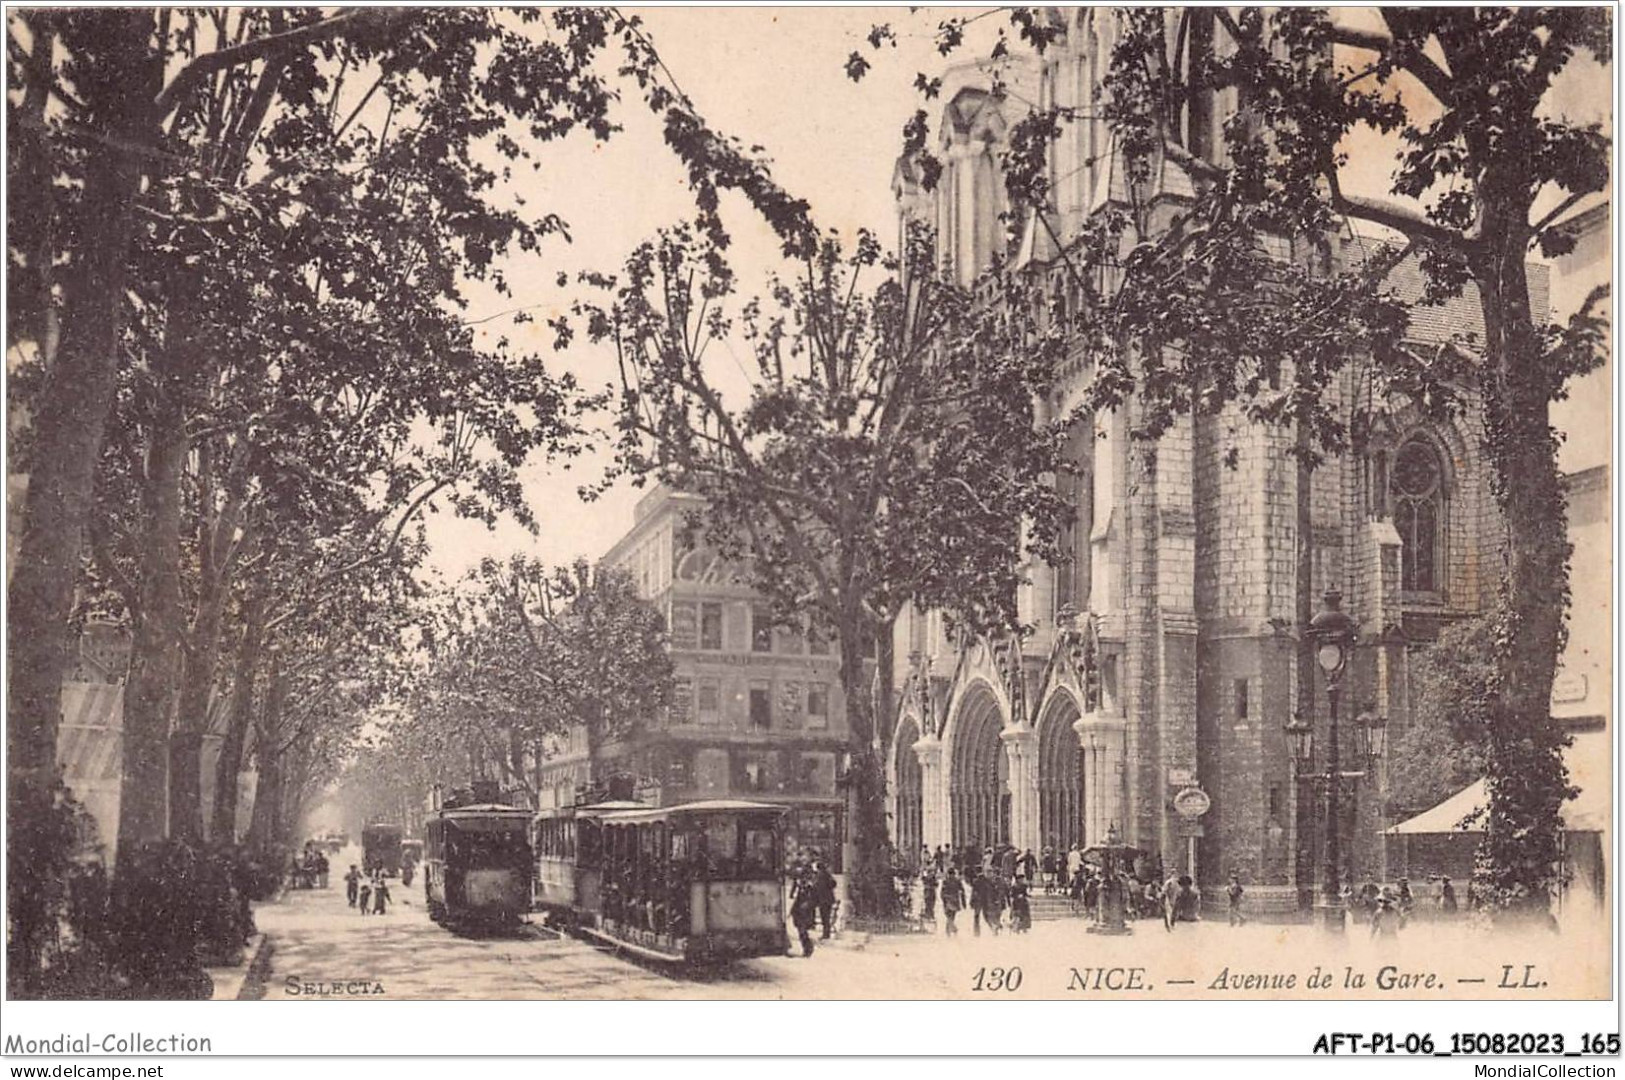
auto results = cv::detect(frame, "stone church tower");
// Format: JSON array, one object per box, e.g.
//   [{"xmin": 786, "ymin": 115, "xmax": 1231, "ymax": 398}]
[{"xmin": 886, "ymin": 10, "xmax": 1529, "ymax": 909}]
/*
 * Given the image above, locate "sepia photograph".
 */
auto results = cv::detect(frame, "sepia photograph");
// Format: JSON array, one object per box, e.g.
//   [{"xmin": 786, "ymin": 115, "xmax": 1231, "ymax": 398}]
[{"xmin": 3, "ymin": 3, "xmax": 1616, "ymax": 1028}]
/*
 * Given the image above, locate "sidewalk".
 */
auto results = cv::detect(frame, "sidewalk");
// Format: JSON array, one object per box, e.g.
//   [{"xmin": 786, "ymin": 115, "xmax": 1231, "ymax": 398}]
[{"xmin": 206, "ymin": 889, "xmax": 285, "ymax": 1000}]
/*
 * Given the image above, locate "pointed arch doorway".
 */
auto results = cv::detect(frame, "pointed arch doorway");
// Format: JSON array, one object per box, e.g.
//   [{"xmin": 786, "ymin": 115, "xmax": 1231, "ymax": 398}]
[
  {"xmin": 949, "ymin": 684, "xmax": 1008, "ymax": 850},
  {"xmin": 893, "ymin": 716, "xmax": 923, "ymax": 866},
  {"xmin": 1036, "ymin": 695, "xmax": 1085, "ymax": 851}
]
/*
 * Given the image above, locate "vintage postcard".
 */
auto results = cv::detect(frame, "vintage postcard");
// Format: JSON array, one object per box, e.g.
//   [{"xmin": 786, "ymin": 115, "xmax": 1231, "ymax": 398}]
[{"xmin": 4, "ymin": 5, "xmax": 1615, "ymax": 1030}]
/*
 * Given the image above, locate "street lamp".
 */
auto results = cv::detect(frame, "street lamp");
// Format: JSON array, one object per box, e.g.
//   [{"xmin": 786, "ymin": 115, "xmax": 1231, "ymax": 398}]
[{"xmin": 1299, "ymin": 588, "xmax": 1358, "ymax": 933}]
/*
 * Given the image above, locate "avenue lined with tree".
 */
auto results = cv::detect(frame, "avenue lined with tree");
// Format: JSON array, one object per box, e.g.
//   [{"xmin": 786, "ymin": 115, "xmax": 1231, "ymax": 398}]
[{"xmin": 6, "ymin": 7, "xmax": 1611, "ymax": 998}]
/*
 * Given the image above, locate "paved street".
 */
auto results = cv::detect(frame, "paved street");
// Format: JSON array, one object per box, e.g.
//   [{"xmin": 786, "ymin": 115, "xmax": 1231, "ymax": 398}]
[{"xmin": 250, "ymin": 861, "xmax": 1607, "ymax": 1000}]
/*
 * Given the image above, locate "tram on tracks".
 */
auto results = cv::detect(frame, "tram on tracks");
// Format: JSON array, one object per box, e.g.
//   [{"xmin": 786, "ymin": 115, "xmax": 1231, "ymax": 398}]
[
  {"xmin": 361, "ymin": 822, "xmax": 402, "ymax": 877},
  {"xmin": 423, "ymin": 803, "xmax": 533, "ymax": 926},
  {"xmin": 534, "ymin": 799, "xmax": 789, "ymax": 963}
]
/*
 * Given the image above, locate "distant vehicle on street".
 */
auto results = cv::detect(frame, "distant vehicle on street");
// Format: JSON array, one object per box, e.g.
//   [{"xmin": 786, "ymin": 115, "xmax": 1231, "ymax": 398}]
[
  {"xmin": 424, "ymin": 804, "xmax": 533, "ymax": 926},
  {"xmin": 362, "ymin": 823, "xmax": 403, "ymax": 877},
  {"xmin": 533, "ymin": 799, "xmax": 789, "ymax": 964}
]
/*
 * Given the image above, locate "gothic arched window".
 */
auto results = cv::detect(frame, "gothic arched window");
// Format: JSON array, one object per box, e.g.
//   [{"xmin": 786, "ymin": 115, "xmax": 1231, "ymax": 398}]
[{"xmin": 1392, "ymin": 437, "xmax": 1446, "ymax": 595}]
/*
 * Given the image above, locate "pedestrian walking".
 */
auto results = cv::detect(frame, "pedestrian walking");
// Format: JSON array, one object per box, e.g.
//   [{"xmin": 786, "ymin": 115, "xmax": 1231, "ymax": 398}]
[
  {"xmin": 1225, "ymin": 872, "xmax": 1246, "ymax": 926},
  {"xmin": 1359, "ymin": 877, "xmax": 1381, "ymax": 924},
  {"xmin": 1009, "ymin": 876, "xmax": 1032, "ymax": 933},
  {"xmin": 941, "ymin": 868, "xmax": 965, "ymax": 935},
  {"xmin": 1370, "ymin": 893, "xmax": 1402, "ymax": 939},
  {"xmin": 1162, "ymin": 875, "xmax": 1182, "ymax": 931},
  {"xmin": 358, "ymin": 881, "xmax": 372, "ymax": 916},
  {"xmin": 1040, "ymin": 847, "xmax": 1057, "ymax": 894},
  {"xmin": 790, "ymin": 871, "xmax": 819, "ymax": 957},
  {"xmin": 316, "ymin": 852, "xmax": 330, "ymax": 890},
  {"xmin": 373, "ymin": 876, "xmax": 391, "ymax": 915},
  {"xmin": 1019, "ymin": 848, "xmax": 1037, "ymax": 883},
  {"xmin": 1439, "ymin": 876, "xmax": 1458, "ymax": 914},
  {"xmin": 999, "ymin": 845, "xmax": 1018, "ymax": 882},
  {"xmin": 345, "ymin": 865, "xmax": 361, "ymax": 908},
  {"xmin": 813, "ymin": 860, "xmax": 837, "ymax": 940},
  {"xmin": 969, "ymin": 868, "xmax": 991, "ymax": 936},
  {"xmin": 921, "ymin": 863, "xmax": 939, "ymax": 922}
]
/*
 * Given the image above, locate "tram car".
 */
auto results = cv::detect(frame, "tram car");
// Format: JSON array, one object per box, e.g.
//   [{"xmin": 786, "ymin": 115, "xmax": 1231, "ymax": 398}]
[
  {"xmin": 531, "ymin": 800, "xmax": 648, "ymax": 919},
  {"xmin": 361, "ymin": 822, "xmax": 403, "ymax": 877},
  {"xmin": 423, "ymin": 804, "xmax": 533, "ymax": 926},
  {"xmin": 538, "ymin": 799, "xmax": 789, "ymax": 963}
]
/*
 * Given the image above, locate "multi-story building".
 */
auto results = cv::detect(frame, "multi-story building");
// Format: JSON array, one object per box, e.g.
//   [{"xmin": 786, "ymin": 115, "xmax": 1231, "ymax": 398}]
[
  {"xmin": 537, "ymin": 486, "xmax": 849, "ymax": 866},
  {"xmin": 884, "ymin": 11, "xmax": 1586, "ymax": 910}
]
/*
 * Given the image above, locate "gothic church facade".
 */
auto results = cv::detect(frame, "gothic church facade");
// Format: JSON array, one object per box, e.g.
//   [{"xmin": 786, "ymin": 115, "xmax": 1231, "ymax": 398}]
[{"xmin": 884, "ymin": 10, "xmax": 1530, "ymax": 907}]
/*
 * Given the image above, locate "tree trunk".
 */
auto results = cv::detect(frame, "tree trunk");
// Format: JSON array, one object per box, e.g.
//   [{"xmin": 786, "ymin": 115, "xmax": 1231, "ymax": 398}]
[
  {"xmin": 246, "ymin": 657, "xmax": 287, "ymax": 855},
  {"xmin": 116, "ymin": 390, "xmax": 187, "ymax": 851},
  {"xmin": 837, "ymin": 614, "xmax": 897, "ymax": 918},
  {"xmin": 7, "ymin": 14, "xmax": 158, "ymax": 984},
  {"xmin": 211, "ymin": 592, "xmax": 265, "ymax": 843},
  {"xmin": 170, "ymin": 562, "xmax": 232, "ymax": 845},
  {"xmin": 1472, "ymin": 232, "xmax": 1571, "ymax": 916}
]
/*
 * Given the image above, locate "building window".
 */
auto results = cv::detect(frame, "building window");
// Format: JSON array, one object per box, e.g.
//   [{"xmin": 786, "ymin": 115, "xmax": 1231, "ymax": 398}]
[
  {"xmin": 798, "ymin": 752, "xmax": 836, "ymax": 795},
  {"xmin": 1234, "ymin": 678, "xmax": 1249, "ymax": 721},
  {"xmin": 666, "ymin": 751, "xmax": 691, "ymax": 790},
  {"xmin": 670, "ymin": 601, "xmax": 698, "ymax": 650},
  {"xmin": 697, "ymin": 678, "xmax": 721, "ymax": 726},
  {"xmin": 751, "ymin": 605, "xmax": 774, "ymax": 653},
  {"xmin": 749, "ymin": 681, "xmax": 772, "ymax": 730},
  {"xmin": 1392, "ymin": 437, "xmax": 1445, "ymax": 595},
  {"xmin": 1268, "ymin": 785, "xmax": 1281, "ymax": 816},
  {"xmin": 807, "ymin": 683, "xmax": 830, "ymax": 729},
  {"xmin": 671, "ymin": 677, "xmax": 694, "ymax": 726},
  {"xmin": 700, "ymin": 602, "xmax": 723, "ymax": 650}
]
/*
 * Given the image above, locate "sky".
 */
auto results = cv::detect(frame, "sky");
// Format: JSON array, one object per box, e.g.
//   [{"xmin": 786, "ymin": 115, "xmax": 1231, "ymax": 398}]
[
  {"xmin": 422, "ymin": 8, "xmax": 956, "ymax": 583},
  {"xmin": 421, "ymin": 8, "xmax": 1613, "ymax": 586}
]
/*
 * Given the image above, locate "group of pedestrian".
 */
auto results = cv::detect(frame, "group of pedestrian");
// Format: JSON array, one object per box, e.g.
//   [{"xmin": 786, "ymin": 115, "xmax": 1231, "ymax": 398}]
[
  {"xmin": 787, "ymin": 853, "xmax": 838, "ymax": 957},
  {"xmin": 291, "ymin": 842, "xmax": 330, "ymax": 890},
  {"xmin": 915, "ymin": 844, "xmax": 1041, "ymax": 937},
  {"xmin": 344, "ymin": 864, "xmax": 393, "ymax": 916},
  {"xmin": 1351, "ymin": 873, "xmax": 1456, "ymax": 938}
]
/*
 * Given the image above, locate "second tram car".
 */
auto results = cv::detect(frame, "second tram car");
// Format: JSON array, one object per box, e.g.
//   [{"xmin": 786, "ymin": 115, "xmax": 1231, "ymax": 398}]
[
  {"xmin": 531, "ymin": 800, "xmax": 647, "ymax": 921},
  {"xmin": 423, "ymin": 804, "xmax": 533, "ymax": 926},
  {"xmin": 361, "ymin": 823, "xmax": 402, "ymax": 877},
  {"xmin": 536, "ymin": 799, "xmax": 789, "ymax": 963}
]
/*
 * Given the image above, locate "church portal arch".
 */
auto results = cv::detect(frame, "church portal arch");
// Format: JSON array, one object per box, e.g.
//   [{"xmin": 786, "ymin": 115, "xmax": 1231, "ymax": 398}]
[
  {"xmin": 948, "ymin": 681, "xmax": 1008, "ymax": 850},
  {"xmin": 1036, "ymin": 691, "xmax": 1085, "ymax": 851}
]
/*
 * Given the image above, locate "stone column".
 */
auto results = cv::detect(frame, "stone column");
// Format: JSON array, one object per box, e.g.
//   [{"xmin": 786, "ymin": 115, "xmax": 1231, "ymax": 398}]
[
  {"xmin": 1074, "ymin": 715, "xmax": 1099, "ymax": 845},
  {"xmin": 1076, "ymin": 712, "xmax": 1127, "ymax": 845},
  {"xmin": 914, "ymin": 734, "xmax": 945, "ymax": 850},
  {"xmin": 1000, "ymin": 725, "xmax": 1038, "ymax": 852},
  {"xmin": 1097, "ymin": 720, "xmax": 1127, "ymax": 841}
]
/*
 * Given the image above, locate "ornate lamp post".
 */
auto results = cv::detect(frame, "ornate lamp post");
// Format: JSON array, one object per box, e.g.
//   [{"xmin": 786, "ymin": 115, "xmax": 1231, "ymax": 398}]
[
  {"xmin": 1285, "ymin": 589, "xmax": 1386, "ymax": 933},
  {"xmin": 1087, "ymin": 821, "xmax": 1132, "ymax": 936}
]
